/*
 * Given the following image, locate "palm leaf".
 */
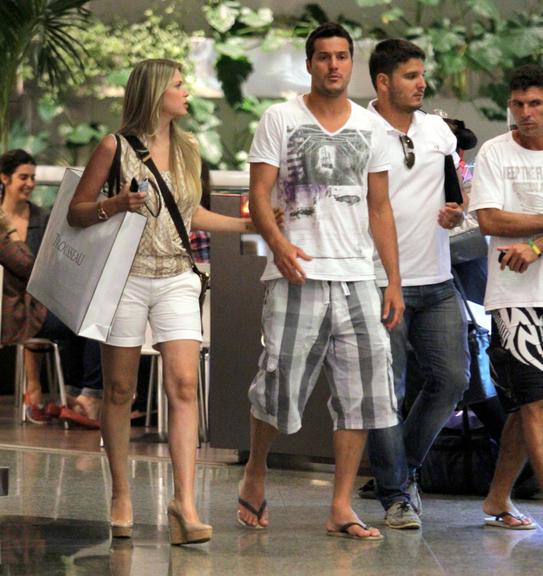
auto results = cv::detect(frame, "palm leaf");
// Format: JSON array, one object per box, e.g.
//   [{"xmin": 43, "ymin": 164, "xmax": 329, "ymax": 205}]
[{"xmin": 0, "ymin": 0, "xmax": 90, "ymax": 149}]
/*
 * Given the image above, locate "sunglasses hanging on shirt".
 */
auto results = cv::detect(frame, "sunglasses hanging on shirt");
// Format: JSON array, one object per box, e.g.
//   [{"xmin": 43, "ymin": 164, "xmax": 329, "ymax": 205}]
[{"xmin": 399, "ymin": 134, "xmax": 415, "ymax": 169}]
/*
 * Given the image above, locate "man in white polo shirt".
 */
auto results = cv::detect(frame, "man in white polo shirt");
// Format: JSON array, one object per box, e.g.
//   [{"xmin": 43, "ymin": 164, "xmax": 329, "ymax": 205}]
[
  {"xmin": 470, "ymin": 64, "xmax": 543, "ymax": 530},
  {"xmin": 364, "ymin": 39, "xmax": 469, "ymax": 529}
]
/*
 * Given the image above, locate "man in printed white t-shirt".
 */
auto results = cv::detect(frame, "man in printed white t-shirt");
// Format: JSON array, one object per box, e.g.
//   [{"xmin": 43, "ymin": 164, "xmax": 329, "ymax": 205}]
[
  {"xmin": 237, "ymin": 23, "xmax": 404, "ymax": 541},
  {"xmin": 364, "ymin": 39, "xmax": 469, "ymax": 530},
  {"xmin": 470, "ymin": 64, "xmax": 543, "ymax": 530}
]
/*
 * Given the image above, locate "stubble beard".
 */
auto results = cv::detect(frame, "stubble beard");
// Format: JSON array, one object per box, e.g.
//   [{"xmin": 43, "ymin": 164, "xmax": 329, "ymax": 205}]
[
  {"xmin": 314, "ymin": 81, "xmax": 348, "ymax": 99},
  {"xmin": 514, "ymin": 125, "xmax": 543, "ymax": 149},
  {"xmin": 390, "ymin": 88, "xmax": 424, "ymax": 114}
]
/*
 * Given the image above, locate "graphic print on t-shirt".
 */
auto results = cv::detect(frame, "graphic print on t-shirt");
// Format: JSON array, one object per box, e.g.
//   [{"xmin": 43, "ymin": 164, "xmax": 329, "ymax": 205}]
[
  {"xmin": 502, "ymin": 164, "xmax": 543, "ymax": 214},
  {"xmin": 283, "ymin": 124, "xmax": 371, "ymax": 220}
]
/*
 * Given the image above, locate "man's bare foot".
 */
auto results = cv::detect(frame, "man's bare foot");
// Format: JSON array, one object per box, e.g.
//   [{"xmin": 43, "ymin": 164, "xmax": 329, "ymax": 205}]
[
  {"xmin": 238, "ymin": 472, "xmax": 268, "ymax": 529},
  {"xmin": 326, "ymin": 506, "xmax": 382, "ymax": 540},
  {"xmin": 483, "ymin": 497, "xmax": 534, "ymax": 528}
]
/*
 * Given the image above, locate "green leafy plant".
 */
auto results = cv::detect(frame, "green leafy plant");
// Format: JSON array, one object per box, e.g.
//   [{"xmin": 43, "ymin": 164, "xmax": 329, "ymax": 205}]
[
  {"xmin": 203, "ymin": 1, "xmax": 274, "ymax": 106},
  {"xmin": 10, "ymin": 0, "xmax": 542, "ymax": 170},
  {"xmin": 0, "ymin": 0, "xmax": 90, "ymax": 151},
  {"xmin": 10, "ymin": 5, "xmax": 225, "ymax": 166},
  {"xmin": 203, "ymin": 0, "xmax": 542, "ymax": 132},
  {"xmin": 8, "ymin": 119, "xmax": 50, "ymax": 157},
  {"xmin": 202, "ymin": 1, "xmax": 312, "ymax": 168},
  {"xmin": 184, "ymin": 96, "xmax": 224, "ymax": 166},
  {"xmin": 58, "ymin": 121, "xmax": 108, "ymax": 166},
  {"xmin": 355, "ymin": 0, "xmax": 543, "ymax": 119}
]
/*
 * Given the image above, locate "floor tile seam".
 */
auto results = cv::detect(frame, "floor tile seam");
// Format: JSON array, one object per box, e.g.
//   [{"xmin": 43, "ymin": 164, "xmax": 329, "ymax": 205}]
[{"xmin": 0, "ymin": 443, "xmax": 231, "ymax": 467}]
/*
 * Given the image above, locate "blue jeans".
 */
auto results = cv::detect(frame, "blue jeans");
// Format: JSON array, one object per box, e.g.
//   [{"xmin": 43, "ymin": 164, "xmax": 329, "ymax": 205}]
[
  {"xmin": 368, "ymin": 280, "xmax": 470, "ymax": 510},
  {"xmin": 36, "ymin": 312, "xmax": 103, "ymax": 397}
]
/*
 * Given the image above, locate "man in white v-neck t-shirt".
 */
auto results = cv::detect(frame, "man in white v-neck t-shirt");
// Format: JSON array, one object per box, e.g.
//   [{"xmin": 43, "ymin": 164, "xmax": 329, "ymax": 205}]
[
  {"xmin": 237, "ymin": 23, "xmax": 404, "ymax": 541},
  {"xmin": 363, "ymin": 39, "xmax": 470, "ymax": 530}
]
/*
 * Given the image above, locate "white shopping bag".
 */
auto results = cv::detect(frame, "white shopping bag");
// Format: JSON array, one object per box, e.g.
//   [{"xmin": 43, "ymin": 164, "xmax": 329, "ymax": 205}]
[{"xmin": 28, "ymin": 168, "xmax": 147, "ymax": 342}]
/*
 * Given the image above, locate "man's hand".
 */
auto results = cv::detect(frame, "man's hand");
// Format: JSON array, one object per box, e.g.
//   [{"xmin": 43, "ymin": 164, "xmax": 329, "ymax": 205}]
[
  {"xmin": 382, "ymin": 283, "xmax": 405, "ymax": 330},
  {"xmin": 272, "ymin": 237, "xmax": 312, "ymax": 284},
  {"xmin": 498, "ymin": 243, "xmax": 539, "ymax": 273},
  {"xmin": 438, "ymin": 202, "xmax": 465, "ymax": 230}
]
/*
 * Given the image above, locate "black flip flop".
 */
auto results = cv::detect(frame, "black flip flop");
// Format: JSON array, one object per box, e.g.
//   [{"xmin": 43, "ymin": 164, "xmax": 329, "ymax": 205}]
[
  {"xmin": 327, "ymin": 521, "xmax": 384, "ymax": 541},
  {"xmin": 237, "ymin": 496, "xmax": 267, "ymax": 530}
]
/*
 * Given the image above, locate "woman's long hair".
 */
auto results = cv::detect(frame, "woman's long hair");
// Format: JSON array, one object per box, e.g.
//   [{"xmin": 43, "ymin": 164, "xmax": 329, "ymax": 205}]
[{"xmin": 120, "ymin": 59, "xmax": 201, "ymax": 205}]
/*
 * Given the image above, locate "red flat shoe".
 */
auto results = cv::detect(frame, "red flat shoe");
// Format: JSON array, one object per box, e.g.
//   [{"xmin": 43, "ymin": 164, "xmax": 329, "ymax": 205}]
[
  {"xmin": 45, "ymin": 402, "xmax": 62, "ymax": 418},
  {"xmin": 59, "ymin": 406, "xmax": 100, "ymax": 430},
  {"xmin": 23, "ymin": 393, "xmax": 51, "ymax": 424},
  {"xmin": 25, "ymin": 404, "xmax": 51, "ymax": 424}
]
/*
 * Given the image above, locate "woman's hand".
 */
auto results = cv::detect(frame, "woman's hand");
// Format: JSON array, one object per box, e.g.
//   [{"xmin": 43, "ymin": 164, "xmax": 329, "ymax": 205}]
[
  {"xmin": 244, "ymin": 208, "xmax": 284, "ymax": 233},
  {"xmin": 109, "ymin": 182, "xmax": 147, "ymax": 213},
  {"xmin": 0, "ymin": 207, "xmax": 14, "ymax": 234}
]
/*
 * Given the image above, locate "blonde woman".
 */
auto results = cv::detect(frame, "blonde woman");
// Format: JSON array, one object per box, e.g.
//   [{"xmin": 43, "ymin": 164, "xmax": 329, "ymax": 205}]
[{"xmin": 68, "ymin": 59, "xmax": 253, "ymax": 544}]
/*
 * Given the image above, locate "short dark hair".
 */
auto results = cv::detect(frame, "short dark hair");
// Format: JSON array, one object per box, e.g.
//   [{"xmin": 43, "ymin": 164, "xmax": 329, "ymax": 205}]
[
  {"xmin": 0, "ymin": 148, "xmax": 36, "ymax": 177},
  {"xmin": 369, "ymin": 38, "xmax": 426, "ymax": 89},
  {"xmin": 509, "ymin": 64, "xmax": 543, "ymax": 93},
  {"xmin": 305, "ymin": 22, "xmax": 353, "ymax": 61}
]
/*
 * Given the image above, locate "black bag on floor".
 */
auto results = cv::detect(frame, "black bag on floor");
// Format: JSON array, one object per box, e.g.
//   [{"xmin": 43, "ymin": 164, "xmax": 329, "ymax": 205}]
[
  {"xmin": 419, "ymin": 409, "xmax": 498, "ymax": 495},
  {"xmin": 453, "ymin": 273, "xmax": 497, "ymax": 407}
]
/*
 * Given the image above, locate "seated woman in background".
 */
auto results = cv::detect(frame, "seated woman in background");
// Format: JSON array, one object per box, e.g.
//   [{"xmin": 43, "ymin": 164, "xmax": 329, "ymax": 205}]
[
  {"xmin": 1, "ymin": 150, "xmax": 49, "ymax": 422},
  {"xmin": 0, "ymin": 150, "xmax": 102, "ymax": 427}
]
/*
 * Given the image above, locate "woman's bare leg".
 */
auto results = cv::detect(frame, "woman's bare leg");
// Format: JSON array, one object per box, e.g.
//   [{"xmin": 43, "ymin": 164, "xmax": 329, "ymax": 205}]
[
  {"xmin": 24, "ymin": 348, "xmax": 43, "ymax": 405},
  {"xmin": 100, "ymin": 344, "xmax": 141, "ymax": 525},
  {"xmin": 158, "ymin": 339, "xmax": 202, "ymax": 523}
]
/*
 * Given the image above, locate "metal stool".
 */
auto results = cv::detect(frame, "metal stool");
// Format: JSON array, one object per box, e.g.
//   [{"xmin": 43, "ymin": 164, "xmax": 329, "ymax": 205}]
[
  {"xmin": 143, "ymin": 338, "xmax": 209, "ymax": 444},
  {"xmin": 15, "ymin": 338, "xmax": 68, "ymax": 427}
]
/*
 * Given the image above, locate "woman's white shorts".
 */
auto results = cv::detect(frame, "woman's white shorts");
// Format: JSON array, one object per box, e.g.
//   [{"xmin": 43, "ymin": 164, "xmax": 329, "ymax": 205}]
[{"xmin": 106, "ymin": 271, "xmax": 202, "ymax": 347}]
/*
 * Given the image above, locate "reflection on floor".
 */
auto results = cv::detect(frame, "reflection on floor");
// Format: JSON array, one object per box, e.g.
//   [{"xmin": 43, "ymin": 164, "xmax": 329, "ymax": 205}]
[{"xmin": 0, "ymin": 446, "xmax": 542, "ymax": 576}]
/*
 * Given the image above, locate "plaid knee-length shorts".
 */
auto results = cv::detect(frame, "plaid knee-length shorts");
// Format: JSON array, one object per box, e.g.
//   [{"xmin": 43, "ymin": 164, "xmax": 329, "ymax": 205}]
[{"xmin": 248, "ymin": 278, "xmax": 399, "ymax": 434}]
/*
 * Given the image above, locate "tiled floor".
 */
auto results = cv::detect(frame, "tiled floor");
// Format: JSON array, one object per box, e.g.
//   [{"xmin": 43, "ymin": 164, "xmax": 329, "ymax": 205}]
[{"xmin": 0, "ymin": 401, "xmax": 542, "ymax": 575}]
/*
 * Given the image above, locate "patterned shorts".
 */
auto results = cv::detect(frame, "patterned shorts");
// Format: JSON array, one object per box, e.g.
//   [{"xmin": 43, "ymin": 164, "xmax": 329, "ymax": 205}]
[
  {"xmin": 248, "ymin": 278, "xmax": 399, "ymax": 434},
  {"xmin": 492, "ymin": 307, "xmax": 543, "ymax": 407}
]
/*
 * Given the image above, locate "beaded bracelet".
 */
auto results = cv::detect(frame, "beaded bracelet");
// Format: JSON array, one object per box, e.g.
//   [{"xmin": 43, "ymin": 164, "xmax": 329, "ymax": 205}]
[
  {"xmin": 97, "ymin": 202, "xmax": 109, "ymax": 221},
  {"xmin": 528, "ymin": 239, "xmax": 541, "ymax": 258}
]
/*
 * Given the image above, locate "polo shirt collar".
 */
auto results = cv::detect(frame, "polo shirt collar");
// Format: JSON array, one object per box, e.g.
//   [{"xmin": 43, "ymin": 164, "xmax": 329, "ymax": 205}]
[{"xmin": 367, "ymin": 99, "xmax": 422, "ymax": 136}]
